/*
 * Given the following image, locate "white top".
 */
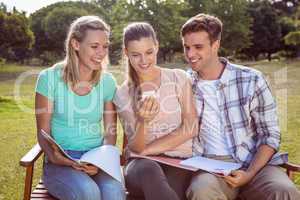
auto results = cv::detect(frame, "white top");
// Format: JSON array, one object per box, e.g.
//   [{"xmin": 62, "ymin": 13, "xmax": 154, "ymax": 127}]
[{"xmin": 197, "ymin": 80, "xmax": 231, "ymax": 156}]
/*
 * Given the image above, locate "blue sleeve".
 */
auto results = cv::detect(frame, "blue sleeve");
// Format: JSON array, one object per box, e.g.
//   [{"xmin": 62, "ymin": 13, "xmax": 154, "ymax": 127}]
[{"xmin": 35, "ymin": 69, "xmax": 54, "ymax": 101}]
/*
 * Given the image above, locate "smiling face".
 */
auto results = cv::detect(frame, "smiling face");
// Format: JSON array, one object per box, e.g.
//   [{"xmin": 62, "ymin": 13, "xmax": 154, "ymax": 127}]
[
  {"xmin": 182, "ymin": 31, "xmax": 220, "ymax": 73},
  {"xmin": 125, "ymin": 37, "xmax": 158, "ymax": 75},
  {"xmin": 72, "ymin": 29, "xmax": 109, "ymax": 72}
]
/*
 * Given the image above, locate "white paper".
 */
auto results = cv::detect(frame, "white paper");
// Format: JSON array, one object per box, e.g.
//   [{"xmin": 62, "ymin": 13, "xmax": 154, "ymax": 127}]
[
  {"xmin": 80, "ymin": 145, "xmax": 123, "ymax": 184},
  {"xmin": 40, "ymin": 129, "xmax": 123, "ymax": 184},
  {"xmin": 180, "ymin": 156, "xmax": 242, "ymax": 176}
]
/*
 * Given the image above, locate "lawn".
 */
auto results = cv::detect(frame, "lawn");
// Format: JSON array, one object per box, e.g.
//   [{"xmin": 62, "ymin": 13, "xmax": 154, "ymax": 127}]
[{"xmin": 0, "ymin": 60, "xmax": 299, "ymax": 199}]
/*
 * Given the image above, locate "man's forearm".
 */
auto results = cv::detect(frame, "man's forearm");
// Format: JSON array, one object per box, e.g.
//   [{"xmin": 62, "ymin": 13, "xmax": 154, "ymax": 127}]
[{"xmin": 246, "ymin": 144, "xmax": 276, "ymax": 177}]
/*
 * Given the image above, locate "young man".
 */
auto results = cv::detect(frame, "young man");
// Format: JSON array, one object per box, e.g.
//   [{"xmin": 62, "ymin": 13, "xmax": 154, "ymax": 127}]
[{"xmin": 181, "ymin": 13, "xmax": 300, "ymax": 200}]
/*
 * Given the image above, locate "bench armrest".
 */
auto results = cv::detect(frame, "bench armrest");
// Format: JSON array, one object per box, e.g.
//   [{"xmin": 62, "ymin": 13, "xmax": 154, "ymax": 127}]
[
  {"xmin": 20, "ymin": 143, "xmax": 43, "ymax": 167},
  {"xmin": 280, "ymin": 162, "xmax": 300, "ymax": 172}
]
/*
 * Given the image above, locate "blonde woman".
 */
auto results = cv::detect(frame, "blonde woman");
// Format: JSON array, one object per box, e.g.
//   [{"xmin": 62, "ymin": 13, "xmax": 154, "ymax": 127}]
[
  {"xmin": 114, "ymin": 22, "xmax": 198, "ymax": 200},
  {"xmin": 35, "ymin": 16, "xmax": 125, "ymax": 200}
]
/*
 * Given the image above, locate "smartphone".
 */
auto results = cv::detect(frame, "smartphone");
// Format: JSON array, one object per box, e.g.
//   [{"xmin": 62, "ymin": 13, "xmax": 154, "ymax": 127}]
[{"xmin": 141, "ymin": 90, "xmax": 156, "ymax": 100}]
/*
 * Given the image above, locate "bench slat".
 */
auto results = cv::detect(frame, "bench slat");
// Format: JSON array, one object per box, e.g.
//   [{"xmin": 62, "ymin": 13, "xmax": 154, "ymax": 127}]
[{"xmin": 31, "ymin": 181, "xmax": 57, "ymax": 200}]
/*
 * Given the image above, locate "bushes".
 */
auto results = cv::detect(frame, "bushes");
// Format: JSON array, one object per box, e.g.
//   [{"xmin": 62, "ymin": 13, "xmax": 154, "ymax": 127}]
[{"xmin": 0, "ymin": 57, "xmax": 6, "ymax": 66}]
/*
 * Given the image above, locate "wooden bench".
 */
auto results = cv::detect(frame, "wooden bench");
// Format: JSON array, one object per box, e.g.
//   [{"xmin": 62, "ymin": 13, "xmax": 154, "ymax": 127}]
[{"xmin": 20, "ymin": 141, "xmax": 300, "ymax": 200}]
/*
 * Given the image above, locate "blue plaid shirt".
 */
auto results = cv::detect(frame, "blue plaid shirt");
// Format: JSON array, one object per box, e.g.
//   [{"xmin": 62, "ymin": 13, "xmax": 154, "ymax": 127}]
[{"xmin": 188, "ymin": 58, "xmax": 288, "ymax": 168}]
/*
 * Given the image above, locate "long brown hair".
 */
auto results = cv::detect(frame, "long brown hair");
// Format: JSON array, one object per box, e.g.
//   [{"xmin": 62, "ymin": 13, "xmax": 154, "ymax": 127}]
[
  {"xmin": 63, "ymin": 15, "xmax": 110, "ymax": 86},
  {"xmin": 122, "ymin": 22, "xmax": 158, "ymax": 108}
]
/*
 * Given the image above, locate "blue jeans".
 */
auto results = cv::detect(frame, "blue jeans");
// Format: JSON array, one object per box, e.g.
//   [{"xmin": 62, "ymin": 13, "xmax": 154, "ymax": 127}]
[{"xmin": 43, "ymin": 150, "xmax": 126, "ymax": 200}]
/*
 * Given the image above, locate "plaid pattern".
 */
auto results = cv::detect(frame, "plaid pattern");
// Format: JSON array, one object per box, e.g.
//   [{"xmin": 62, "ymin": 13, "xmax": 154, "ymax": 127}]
[{"xmin": 187, "ymin": 58, "xmax": 288, "ymax": 167}]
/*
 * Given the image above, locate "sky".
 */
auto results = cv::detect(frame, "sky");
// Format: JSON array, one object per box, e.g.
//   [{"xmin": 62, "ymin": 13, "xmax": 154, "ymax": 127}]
[{"xmin": 1, "ymin": 0, "xmax": 83, "ymax": 14}]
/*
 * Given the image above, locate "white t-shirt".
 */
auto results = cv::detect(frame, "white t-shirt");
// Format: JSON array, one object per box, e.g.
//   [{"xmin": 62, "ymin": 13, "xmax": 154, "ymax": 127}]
[{"xmin": 197, "ymin": 79, "xmax": 231, "ymax": 156}]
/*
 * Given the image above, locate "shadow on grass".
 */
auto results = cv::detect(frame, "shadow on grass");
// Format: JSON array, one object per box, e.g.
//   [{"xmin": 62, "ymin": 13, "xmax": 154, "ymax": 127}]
[{"xmin": 0, "ymin": 96, "xmax": 13, "ymax": 103}]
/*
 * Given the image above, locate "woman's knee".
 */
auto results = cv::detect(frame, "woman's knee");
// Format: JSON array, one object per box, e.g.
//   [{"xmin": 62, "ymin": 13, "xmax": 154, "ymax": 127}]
[
  {"xmin": 94, "ymin": 172, "xmax": 126, "ymax": 200},
  {"xmin": 100, "ymin": 180, "xmax": 126, "ymax": 200},
  {"xmin": 45, "ymin": 178, "xmax": 101, "ymax": 200},
  {"xmin": 133, "ymin": 159, "xmax": 163, "ymax": 177},
  {"xmin": 125, "ymin": 159, "xmax": 166, "ymax": 195},
  {"xmin": 75, "ymin": 180, "xmax": 101, "ymax": 200}
]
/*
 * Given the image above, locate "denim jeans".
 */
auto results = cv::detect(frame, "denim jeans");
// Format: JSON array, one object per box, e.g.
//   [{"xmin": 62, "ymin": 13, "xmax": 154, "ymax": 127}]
[{"xmin": 43, "ymin": 150, "xmax": 126, "ymax": 200}]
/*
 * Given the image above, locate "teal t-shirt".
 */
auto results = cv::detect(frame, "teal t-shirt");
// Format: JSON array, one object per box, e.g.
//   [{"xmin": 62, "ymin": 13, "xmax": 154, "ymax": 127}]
[{"xmin": 36, "ymin": 64, "xmax": 117, "ymax": 151}]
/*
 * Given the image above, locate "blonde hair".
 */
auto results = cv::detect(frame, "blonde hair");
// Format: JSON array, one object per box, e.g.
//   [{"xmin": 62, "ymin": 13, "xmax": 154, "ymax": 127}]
[{"xmin": 63, "ymin": 15, "xmax": 110, "ymax": 86}]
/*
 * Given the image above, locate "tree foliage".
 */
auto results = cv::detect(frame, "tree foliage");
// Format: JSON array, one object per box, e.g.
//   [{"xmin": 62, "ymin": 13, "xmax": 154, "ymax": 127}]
[
  {"xmin": 0, "ymin": 9, "xmax": 34, "ymax": 61},
  {"xmin": 44, "ymin": 7, "xmax": 89, "ymax": 53},
  {"xmin": 199, "ymin": 0, "xmax": 252, "ymax": 56},
  {"xmin": 243, "ymin": 0, "xmax": 282, "ymax": 60},
  {"xmin": 1, "ymin": 0, "xmax": 300, "ymax": 63},
  {"xmin": 30, "ymin": 1, "xmax": 106, "ymax": 61},
  {"xmin": 283, "ymin": 5, "xmax": 300, "ymax": 56}
]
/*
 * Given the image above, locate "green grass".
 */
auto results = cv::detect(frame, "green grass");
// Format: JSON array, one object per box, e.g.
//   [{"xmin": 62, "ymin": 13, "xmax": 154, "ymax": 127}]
[{"xmin": 0, "ymin": 60, "xmax": 300, "ymax": 199}]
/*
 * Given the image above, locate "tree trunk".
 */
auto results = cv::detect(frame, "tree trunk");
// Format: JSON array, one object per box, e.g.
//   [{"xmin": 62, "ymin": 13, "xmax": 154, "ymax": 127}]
[
  {"xmin": 297, "ymin": 49, "xmax": 300, "ymax": 59},
  {"xmin": 267, "ymin": 53, "xmax": 272, "ymax": 61}
]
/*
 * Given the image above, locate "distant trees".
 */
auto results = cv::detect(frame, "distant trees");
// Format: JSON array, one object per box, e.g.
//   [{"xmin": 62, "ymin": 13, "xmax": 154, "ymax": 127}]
[
  {"xmin": 30, "ymin": 1, "xmax": 106, "ymax": 64},
  {"xmin": 44, "ymin": 7, "xmax": 88, "ymax": 53},
  {"xmin": 0, "ymin": 6, "xmax": 34, "ymax": 62},
  {"xmin": 107, "ymin": 0, "xmax": 189, "ymax": 63},
  {"xmin": 0, "ymin": 0, "xmax": 300, "ymax": 64},
  {"xmin": 244, "ymin": 0, "xmax": 282, "ymax": 61},
  {"xmin": 284, "ymin": 6, "xmax": 300, "ymax": 57},
  {"xmin": 197, "ymin": 0, "xmax": 252, "ymax": 56}
]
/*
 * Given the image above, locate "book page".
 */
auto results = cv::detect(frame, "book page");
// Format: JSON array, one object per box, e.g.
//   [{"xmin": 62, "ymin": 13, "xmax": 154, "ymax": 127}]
[
  {"xmin": 130, "ymin": 153, "xmax": 198, "ymax": 171},
  {"xmin": 40, "ymin": 129, "xmax": 77, "ymax": 162},
  {"xmin": 180, "ymin": 156, "xmax": 242, "ymax": 176},
  {"xmin": 80, "ymin": 145, "xmax": 123, "ymax": 184}
]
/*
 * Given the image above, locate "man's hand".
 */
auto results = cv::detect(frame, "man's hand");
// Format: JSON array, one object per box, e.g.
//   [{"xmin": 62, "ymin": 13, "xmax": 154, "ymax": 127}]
[{"xmin": 223, "ymin": 170, "xmax": 255, "ymax": 188}]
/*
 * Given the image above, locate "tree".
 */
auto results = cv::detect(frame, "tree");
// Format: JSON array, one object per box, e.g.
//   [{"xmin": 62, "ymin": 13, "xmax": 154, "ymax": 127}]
[
  {"xmin": 134, "ymin": 0, "xmax": 189, "ymax": 62},
  {"xmin": 30, "ymin": 1, "xmax": 106, "ymax": 61},
  {"xmin": 0, "ymin": 2, "xmax": 7, "ymax": 13},
  {"xmin": 108, "ymin": 0, "xmax": 189, "ymax": 63},
  {"xmin": 270, "ymin": 0, "xmax": 299, "ymax": 16},
  {"xmin": 244, "ymin": 0, "xmax": 282, "ymax": 61},
  {"xmin": 0, "ymin": 8, "xmax": 34, "ymax": 61},
  {"xmin": 188, "ymin": 0, "xmax": 252, "ymax": 57},
  {"xmin": 44, "ymin": 7, "xmax": 88, "ymax": 54},
  {"xmin": 0, "ymin": 11, "xmax": 6, "ymax": 57},
  {"xmin": 284, "ymin": 6, "xmax": 300, "ymax": 57},
  {"xmin": 93, "ymin": 0, "xmax": 117, "ymax": 13}
]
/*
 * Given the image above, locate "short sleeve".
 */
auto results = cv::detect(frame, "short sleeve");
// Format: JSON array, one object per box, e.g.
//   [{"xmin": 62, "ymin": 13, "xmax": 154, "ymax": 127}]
[
  {"xmin": 103, "ymin": 73, "xmax": 117, "ymax": 102},
  {"xmin": 113, "ymin": 88, "xmax": 123, "ymax": 109},
  {"xmin": 35, "ymin": 69, "xmax": 54, "ymax": 101},
  {"xmin": 113, "ymin": 84, "xmax": 137, "ymax": 143},
  {"xmin": 173, "ymin": 69, "xmax": 191, "ymax": 99}
]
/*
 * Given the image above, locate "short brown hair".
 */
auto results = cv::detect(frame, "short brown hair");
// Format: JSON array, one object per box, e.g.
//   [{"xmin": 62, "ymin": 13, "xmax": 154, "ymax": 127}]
[{"xmin": 181, "ymin": 13, "xmax": 223, "ymax": 44}]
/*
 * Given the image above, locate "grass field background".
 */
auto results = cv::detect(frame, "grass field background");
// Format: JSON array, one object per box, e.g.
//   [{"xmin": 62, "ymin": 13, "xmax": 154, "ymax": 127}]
[{"xmin": 0, "ymin": 60, "xmax": 299, "ymax": 199}]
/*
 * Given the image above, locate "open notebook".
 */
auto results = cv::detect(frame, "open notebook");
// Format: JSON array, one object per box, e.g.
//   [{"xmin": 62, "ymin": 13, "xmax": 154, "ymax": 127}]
[
  {"xmin": 40, "ymin": 129, "xmax": 123, "ymax": 184},
  {"xmin": 130, "ymin": 153, "xmax": 242, "ymax": 176}
]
